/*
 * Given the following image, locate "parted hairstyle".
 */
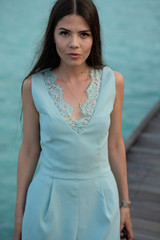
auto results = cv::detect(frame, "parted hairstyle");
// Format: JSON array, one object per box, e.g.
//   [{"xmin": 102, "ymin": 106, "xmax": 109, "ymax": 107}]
[
  {"xmin": 25, "ymin": 0, "xmax": 105, "ymax": 77},
  {"xmin": 20, "ymin": 0, "xmax": 105, "ymax": 125}
]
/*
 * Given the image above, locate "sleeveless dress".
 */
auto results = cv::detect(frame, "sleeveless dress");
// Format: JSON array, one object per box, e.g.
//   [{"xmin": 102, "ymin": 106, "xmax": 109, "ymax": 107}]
[{"xmin": 21, "ymin": 66, "xmax": 120, "ymax": 240}]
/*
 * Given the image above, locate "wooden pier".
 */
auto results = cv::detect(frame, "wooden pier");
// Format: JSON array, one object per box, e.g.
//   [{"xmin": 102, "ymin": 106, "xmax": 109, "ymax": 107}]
[{"xmin": 125, "ymin": 100, "xmax": 160, "ymax": 240}]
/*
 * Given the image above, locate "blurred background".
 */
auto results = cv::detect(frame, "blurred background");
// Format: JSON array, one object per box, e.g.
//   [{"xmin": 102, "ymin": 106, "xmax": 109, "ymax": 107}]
[{"xmin": 0, "ymin": 0, "xmax": 160, "ymax": 238}]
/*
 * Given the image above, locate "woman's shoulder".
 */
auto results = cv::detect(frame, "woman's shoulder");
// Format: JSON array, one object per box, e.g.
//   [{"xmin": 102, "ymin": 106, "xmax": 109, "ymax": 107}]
[
  {"xmin": 21, "ymin": 76, "xmax": 35, "ymax": 109},
  {"xmin": 101, "ymin": 66, "xmax": 124, "ymax": 85},
  {"xmin": 24, "ymin": 69, "xmax": 48, "ymax": 87},
  {"xmin": 113, "ymin": 70, "xmax": 124, "ymax": 88},
  {"xmin": 112, "ymin": 70, "xmax": 124, "ymax": 96},
  {"xmin": 22, "ymin": 76, "xmax": 32, "ymax": 95}
]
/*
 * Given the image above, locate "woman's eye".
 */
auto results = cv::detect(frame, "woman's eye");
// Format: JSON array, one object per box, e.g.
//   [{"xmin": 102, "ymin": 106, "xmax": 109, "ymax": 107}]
[
  {"xmin": 80, "ymin": 32, "xmax": 90, "ymax": 38},
  {"xmin": 60, "ymin": 31, "xmax": 69, "ymax": 37}
]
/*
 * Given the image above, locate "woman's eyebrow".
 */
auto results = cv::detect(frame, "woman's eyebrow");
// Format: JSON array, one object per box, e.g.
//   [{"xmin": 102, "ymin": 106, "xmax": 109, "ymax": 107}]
[
  {"xmin": 79, "ymin": 30, "xmax": 91, "ymax": 33},
  {"xmin": 58, "ymin": 27, "xmax": 91, "ymax": 33},
  {"xmin": 58, "ymin": 28, "xmax": 70, "ymax": 31}
]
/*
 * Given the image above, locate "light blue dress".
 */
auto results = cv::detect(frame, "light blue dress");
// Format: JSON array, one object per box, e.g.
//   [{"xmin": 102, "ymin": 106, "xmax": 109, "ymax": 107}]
[{"xmin": 22, "ymin": 66, "xmax": 120, "ymax": 240}]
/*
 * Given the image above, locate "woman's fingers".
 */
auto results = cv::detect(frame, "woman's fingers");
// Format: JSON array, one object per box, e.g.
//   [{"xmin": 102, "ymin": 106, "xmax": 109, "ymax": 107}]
[
  {"xmin": 120, "ymin": 220, "xmax": 124, "ymax": 232},
  {"xmin": 120, "ymin": 207, "xmax": 126, "ymax": 231},
  {"xmin": 120, "ymin": 207, "xmax": 134, "ymax": 239},
  {"xmin": 125, "ymin": 218, "xmax": 134, "ymax": 240}
]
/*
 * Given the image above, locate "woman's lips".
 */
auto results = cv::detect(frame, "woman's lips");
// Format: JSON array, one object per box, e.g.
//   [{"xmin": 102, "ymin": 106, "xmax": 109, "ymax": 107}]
[{"xmin": 68, "ymin": 53, "xmax": 80, "ymax": 58}]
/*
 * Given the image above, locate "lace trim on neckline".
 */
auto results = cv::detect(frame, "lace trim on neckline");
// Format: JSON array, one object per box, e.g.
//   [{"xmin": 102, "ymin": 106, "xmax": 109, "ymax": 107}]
[{"xmin": 42, "ymin": 68, "xmax": 102, "ymax": 133}]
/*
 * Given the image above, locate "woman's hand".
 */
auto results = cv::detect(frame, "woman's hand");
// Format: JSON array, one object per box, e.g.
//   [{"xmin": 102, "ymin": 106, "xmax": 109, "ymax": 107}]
[{"xmin": 120, "ymin": 207, "xmax": 134, "ymax": 240}]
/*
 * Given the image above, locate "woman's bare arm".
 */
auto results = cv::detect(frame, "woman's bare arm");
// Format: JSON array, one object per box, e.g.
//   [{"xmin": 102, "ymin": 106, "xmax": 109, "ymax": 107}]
[
  {"xmin": 15, "ymin": 76, "xmax": 41, "ymax": 217},
  {"xmin": 108, "ymin": 71, "xmax": 133, "ymax": 239},
  {"xmin": 108, "ymin": 71, "xmax": 129, "ymax": 202}
]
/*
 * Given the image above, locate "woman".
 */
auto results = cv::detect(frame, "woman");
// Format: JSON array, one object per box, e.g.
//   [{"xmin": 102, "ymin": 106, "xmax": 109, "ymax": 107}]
[{"xmin": 13, "ymin": 0, "xmax": 134, "ymax": 239}]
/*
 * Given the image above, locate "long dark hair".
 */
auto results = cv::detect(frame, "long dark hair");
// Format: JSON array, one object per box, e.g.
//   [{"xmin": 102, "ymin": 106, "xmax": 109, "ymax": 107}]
[
  {"xmin": 20, "ymin": 0, "xmax": 105, "ymax": 124},
  {"xmin": 27, "ymin": 0, "xmax": 104, "ymax": 76}
]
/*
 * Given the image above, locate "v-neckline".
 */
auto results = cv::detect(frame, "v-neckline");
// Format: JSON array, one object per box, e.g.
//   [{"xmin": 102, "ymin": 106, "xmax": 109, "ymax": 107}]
[
  {"xmin": 40, "ymin": 67, "xmax": 104, "ymax": 136},
  {"xmin": 49, "ymin": 67, "xmax": 94, "ymax": 95}
]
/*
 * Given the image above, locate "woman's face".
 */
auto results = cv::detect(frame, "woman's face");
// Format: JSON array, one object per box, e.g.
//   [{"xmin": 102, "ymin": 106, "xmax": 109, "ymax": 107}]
[{"xmin": 54, "ymin": 14, "xmax": 93, "ymax": 68}]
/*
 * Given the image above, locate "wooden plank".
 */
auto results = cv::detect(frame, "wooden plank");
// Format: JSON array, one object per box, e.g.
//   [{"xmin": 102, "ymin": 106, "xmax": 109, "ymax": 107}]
[
  {"xmin": 127, "ymin": 153, "xmax": 160, "ymax": 166},
  {"xmin": 131, "ymin": 217, "xmax": 160, "ymax": 237},
  {"xmin": 140, "ymin": 132, "xmax": 160, "ymax": 141},
  {"xmin": 128, "ymin": 183, "xmax": 160, "ymax": 195},
  {"xmin": 133, "ymin": 231, "xmax": 160, "ymax": 240},
  {"xmin": 130, "ymin": 201, "xmax": 160, "ymax": 222},
  {"xmin": 137, "ymin": 134, "xmax": 160, "ymax": 144},
  {"xmin": 129, "ymin": 189, "xmax": 160, "ymax": 203},
  {"xmin": 129, "ymin": 146, "xmax": 160, "ymax": 154},
  {"xmin": 127, "ymin": 162, "xmax": 160, "ymax": 173}
]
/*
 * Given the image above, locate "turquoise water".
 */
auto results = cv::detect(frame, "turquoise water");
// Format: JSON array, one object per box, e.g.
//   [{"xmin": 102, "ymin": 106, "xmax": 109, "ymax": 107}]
[{"xmin": 0, "ymin": 0, "xmax": 160, "ymax": 238}]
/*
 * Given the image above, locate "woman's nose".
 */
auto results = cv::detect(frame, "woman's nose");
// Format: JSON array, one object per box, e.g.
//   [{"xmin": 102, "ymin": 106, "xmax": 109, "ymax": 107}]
[{"xmin": 69, "ymin": 35, "xmax": 79, "ymax": 49}]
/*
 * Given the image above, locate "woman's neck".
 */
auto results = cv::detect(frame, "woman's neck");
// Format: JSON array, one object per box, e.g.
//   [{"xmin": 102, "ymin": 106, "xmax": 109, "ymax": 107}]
[{"xmin": 54, "ymin": 63, "xmax": 91, "ymax": 83}]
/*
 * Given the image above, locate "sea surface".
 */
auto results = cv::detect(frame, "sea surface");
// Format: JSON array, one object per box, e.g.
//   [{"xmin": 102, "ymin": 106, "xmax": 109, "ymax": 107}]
[{"xmin": 0, "ymin": 0, "xmax": 160, "ymax": 238}]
